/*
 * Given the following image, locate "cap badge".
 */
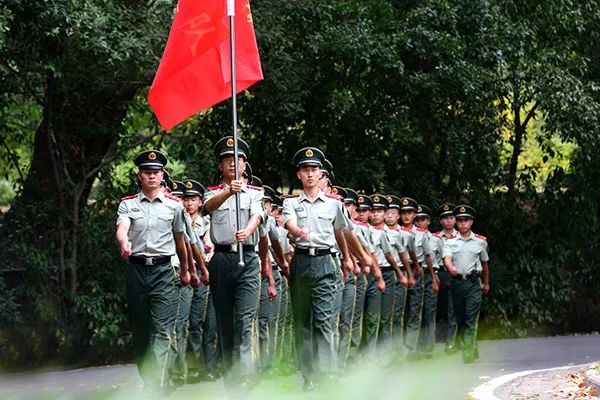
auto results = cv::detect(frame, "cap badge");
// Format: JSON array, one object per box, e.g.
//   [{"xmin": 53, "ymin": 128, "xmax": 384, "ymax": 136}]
[
  {"xmin": 185, "ymin": 181, "xmax": 193, "ymax": 189},
  {"xmin": 148, "ymin": 152, "xmax": 157, "ymax": 160},
  {"xmin": 226, "ymin": 138, "xmax": 234, "ymax": 147},
  {"xmin": 402, "ymin": 199, "xmax": 409, "ymax": 205},
  {"xmin": 373, "ymin": 196, "xmax": 380, "ymax": 202},
  {"xmin": 460, "ymin": 206, "xmax": 466, "ymax": 213},
  {"xmin": 418, "ymin": 206, "xmax": 422, "ymax": 212},
  {"xmin": 172, "ymin": 182, "xmax": 178, "ymax": 189},
  {"xmin": 305, "ymin": 149, "xmax": 314, "ymax": 157},
  {"xmin": 443, "ymin": 205, "xmax": 449, "ymax": 211},
  {"xmin": 332, "ymin": 188, "xmax": 338, "ymax": 194},
  {"xmin": 358, "ymin": 196, "xmax": 365, "ymax": 203},
  {"xmin": 387, "ymin": 196, "xmax": 392, "ymax": 203}
]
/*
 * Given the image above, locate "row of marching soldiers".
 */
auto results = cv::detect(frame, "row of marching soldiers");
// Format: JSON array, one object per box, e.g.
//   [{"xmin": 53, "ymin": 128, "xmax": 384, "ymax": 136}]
[{"xmin": 115, "ymin": 137, "xmax": 490, "ymax": 394}]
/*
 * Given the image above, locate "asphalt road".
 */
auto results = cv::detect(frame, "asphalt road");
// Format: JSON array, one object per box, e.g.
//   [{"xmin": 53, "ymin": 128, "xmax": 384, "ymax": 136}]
[{"xmin": 1, "ymin": 334, "xmax": 599, "ymax": 400}]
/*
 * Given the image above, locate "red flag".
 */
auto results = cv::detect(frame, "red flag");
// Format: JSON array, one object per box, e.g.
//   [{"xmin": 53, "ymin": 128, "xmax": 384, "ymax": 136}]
[{"xmin": 148, "ymin": 0, "xmax": 263, "ymax": 130}]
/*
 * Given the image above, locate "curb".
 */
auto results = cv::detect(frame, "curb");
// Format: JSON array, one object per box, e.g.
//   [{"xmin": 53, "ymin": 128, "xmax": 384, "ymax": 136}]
[
  {"xmin": 586, "ymin": 363, "xmax": 600, "ymax": 393},
  {"xmin": 469, "ymin": 363, "xmax": 591, "ymax": 400}
]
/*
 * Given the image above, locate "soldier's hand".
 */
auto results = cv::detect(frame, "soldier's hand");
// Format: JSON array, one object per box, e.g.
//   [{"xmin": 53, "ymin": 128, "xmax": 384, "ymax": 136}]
[
  {"xmin": 190, "ymin": 271, "xmax": 200, "ymax": 289},
  {"xmin": 399, "ymin": 274, "xmax": 408, "ymax": 287},
  {"xmin": 268, "ymin": 282, "xmax": 277, "ymax": 301},
  {"xmin": 363, "ymin": 265, "xmax": 371, "ymax": 275},
  {"xmin": 201, "ymin": 267, "xmax": 210, "ymax": 286},
  {"xmin": 180, "ymin": 269, "xmax": 191, "ymax": 286},
  {"xmin": 407, "ymin": 277, "xmax": 416, "ymax": 288},
  {"xmin": 281, "ymin": 262, "xmax": 290, "ymax": 277},
  {"xmin": 229, "ymin": 180, "xmax": 243, "ymax": 194},
  {"xmin": 482, "ymin": 282, "xmax": 490, "ymax": 294},
  {"xmin": 235, "ymin": 229, "xmax": 250, "ymax": 242},
  {"xmin": 342, "ymin": 257, "xmax": 353, "ymax": 274},
  {"xmin": 432, "ymin": 277, "xmax": 440, "ymax": 294},
  {"xmin": 360, "ymin": 254, "xmax": 373, "ymax": 269},
  {"xmin": 447, "ymin": 265, "xmax": 458, "ymax": 277},
  {"xmin": 376, "ymin": 276, "xmax": 386, "ymax": 292},
  {"xmin": 297, "ymin": 227, "xmax": 309, "ymax": 241},
  {"xmin": 120, "ymin": 241, "xmax": 132, "ymax": 259}
]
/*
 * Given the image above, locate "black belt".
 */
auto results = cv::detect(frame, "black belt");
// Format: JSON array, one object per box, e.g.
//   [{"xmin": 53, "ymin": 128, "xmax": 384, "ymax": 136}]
[
  {"xmin": 379, "ymin": 266, "xmax": 393, "ymax": 271},
  {"xmin": 214, "ymin": 244, "xmax": 256, "ymax": 253},
  {"xmin": 453, "ymin": 271, "xmax": 480, "ymax": 281},
  {"xmin": 129, "ymin": 255, "xmax": 171, "ymax": 266},
  {"xmin": 295, "ymin": 247, "xmax": 332, "ymax": 257}
]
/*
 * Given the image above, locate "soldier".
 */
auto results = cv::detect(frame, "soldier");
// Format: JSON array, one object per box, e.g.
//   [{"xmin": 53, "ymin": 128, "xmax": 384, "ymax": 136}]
[
  {"xmin": 283, "ymin": 147, "xmax": 353, "ymax": 390},
  {"xmin": 435, "ymin": 203, "xmax": 459, "ymax": 354},
  {"xmin": 443, "ymin": 205, "xmax": 490, "ymax": 363},
  {"xmin": 115, "ymin": 150, "xmax": 189, "ymax": 393},
  {"xmin": 414, "ymin": 205, "xmax": 440, "ymax": 359},
  {"xmin": 203, "ymin": 136, "xmax": 265, "ymax": 387}
]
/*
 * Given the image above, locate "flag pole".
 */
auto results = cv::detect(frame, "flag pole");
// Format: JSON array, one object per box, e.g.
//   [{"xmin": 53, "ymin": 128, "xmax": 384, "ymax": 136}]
[{"xmin": 228, "ymin": 0, "xmax": 244, "ymax": 267}]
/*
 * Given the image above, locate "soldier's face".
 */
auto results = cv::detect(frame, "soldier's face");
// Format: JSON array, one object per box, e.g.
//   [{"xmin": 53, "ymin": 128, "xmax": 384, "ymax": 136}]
[
  {"xmin": 456, "ymin": 217, "xmax": 473, "ymax": 232},
  {"xmin": 414, "ymin": 216, "xmax": 430, "ymax": 229},
  {"xmin": 344, "ymin": 202, "xmax": 357, "ymax": 217},
  {"xmin": 297, "ymin": 165, "xmax": 320, "ymax": 188},
  {"xmin": 385, "ymin": 208, "xmax": 399, "ymax": 226},
  {"xmin": 440, "ymin": 215, "xmax": 456, "ymax": 229},
  {"xmin": 138, "ymin": 169, "xmax": 163, "ymax": 189},
  {"xmin": 318, "ymin": 172, "xmax": 329, "ymax": 191},
  {"xmin": 370, "ymin": 208, "xmax": 385, "ymax": 225},
  {"xmin": 183, "ymin": 195, "xmax": 201, "ymax": 214},
  {"xmin": 400, "ymin": 210, "xmax": 416, "ymax": 225},
  {"xmin": 355, "ymin": 208, "xmax": 370, "ymax": 223},
  {"xmin": 218, "ymin": 155, "xmax": 246, "ymax": 180},
  {"xmin": 263, "ymin": 200, "xmax": 273, "ymax": 213}
]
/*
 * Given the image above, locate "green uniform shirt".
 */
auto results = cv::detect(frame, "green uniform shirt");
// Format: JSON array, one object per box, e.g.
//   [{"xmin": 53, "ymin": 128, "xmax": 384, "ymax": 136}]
[
  {"xmin": 411, "ymin": 226, "xmax": 432, "ymax": 264},
  {"xmin": 442, "ymin": 232, "xmax": 489, "ymax": 275},
  {"xmin": 370, "ymin": 225, "xmax": 393, "ymax": 267},
  {"xmin": 352, "ymin": 221, "xmax": 374, "ymax": 253},
  {"xmin": 116, "ymin": 191, "xmax": 185, "ymax": 256},
  {"xmin": 384, "ymin": 225, "xmax": 407, "ymax": 266},
  {"xmin": 203, "ymin": 183, "xmax": 264, "ymax": 246},
  {"xmin": 282, "ymin": 190, "xmax": 346, "ymax": 249},
  {"xmin": 429, "ymin": 232, "xmax": 444, "ymax": 269}
]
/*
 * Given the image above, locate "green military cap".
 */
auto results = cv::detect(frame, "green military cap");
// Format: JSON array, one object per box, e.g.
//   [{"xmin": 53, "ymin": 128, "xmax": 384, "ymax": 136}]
[
  {"xmin": 370, "ymin": 194, "xmax": 389, "ymax": 209},
  {"xmin": 322, "ymin": 159, "xmax": 335, "ymax": 181},
  {"xmin": 183, "ymin": 179, "xmax": 205, "ymax": 197},
  {"xmin": 272, "ymin": 195, "xmax": 284, "ymax": 209},
  {"xmin": 242, "ymin": 162, "xmax": 253, "ymax": 179},
  {"xmin": 454, "ymin": 204, "xmax": 476, "ymax": 219},
  {"xmin": 263, "ymin": 185, "xmax": 277, "ymax": 202},
  {"xmin": 170, "ymin": 180, "xmax": 184, "ymax": 196},
  {"xmin": 344, "ymin": 188, "xmax": 359, "ymax": 204},
  {"xmin": 135, "ymin": 150, "xmax": 167, "ymax": 170},
  {"xmin": 331, "ymin": 186, "xmax": 347, "ymax": 199},
  {"xmin": 250, "ymin": 176, "xmax": 263, "ymax": 187},
  {"xmin": 357, "ymin": 194, "xmax": 373, "ymax": 209},
  {"xmin": 214, "ymin": 136, "xmax": 250, "ymax": 160},
  {"xmin": 436, "ymin": 202, "xmax": 456, "ymax": 218},
  {"xmin": 386, "ymin": 195, "xmax": 402, "ymax": 209},
  {"xmin": 292, "ymin": 147, "xmax": 325, "ymax": 168},
  {"xmin": 399, "ymin": 197, "xmax": 418, "ymax": 211},
  {"xmin": 416, "ymin": 205, "xmax": 432, "ymax": 218}
]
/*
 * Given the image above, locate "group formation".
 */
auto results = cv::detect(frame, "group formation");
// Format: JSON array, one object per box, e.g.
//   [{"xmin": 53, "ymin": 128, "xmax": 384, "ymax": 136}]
[{"xmin": 115, "ymin": 136, "xmax": 490, "ymax": 394}]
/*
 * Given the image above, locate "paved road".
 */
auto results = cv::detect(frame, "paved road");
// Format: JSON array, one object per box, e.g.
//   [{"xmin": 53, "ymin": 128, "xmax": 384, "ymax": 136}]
[{"xmin": 1, "ymin": 334, "xmax": 599, "ymax": 400}]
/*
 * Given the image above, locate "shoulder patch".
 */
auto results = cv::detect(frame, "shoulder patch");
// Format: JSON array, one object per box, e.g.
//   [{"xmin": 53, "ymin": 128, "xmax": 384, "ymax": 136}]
[
  {"xmin": 474, "ymin": 233, "xmax": 487, "ymax": 240},
  {"xmin": 207, "ymin": 184, "xmax": 224, "ymax": 191},
  {"xmin": 400, "ymin": 226, "xmax": 414, "ymax": 234},
  {"xmin": 246, "ymin": 184, "xmax": 262, "ymax": 191},
  {"xmin": 120, "ymin": 194, "xmax": 136, "ymax": 201},
  {"xmin": 325, "ymin": 192, "xmax": 341, "ymax": 200}
]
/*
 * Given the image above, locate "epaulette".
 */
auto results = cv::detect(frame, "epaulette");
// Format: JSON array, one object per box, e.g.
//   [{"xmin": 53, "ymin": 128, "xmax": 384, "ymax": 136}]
[
  {"xmin": 120, "ymin": 194, "xmax": 136, "ymax": 201},
  {"xmin": 325, "ymin": 192, "xmax": 341, "ymax": 200},
  {"xmin": 474, "ymin": 233, "xmax": 487, "ymax": 241},
  {"xmin": 247, "ymin": 184, "xmax": 262, "ymax": 191},
  {"xmin": 401, "ymin": 226, "xmax": 414, "ymax": 234},
  {"xmin": 207, "ymin": 184, "xmax": 224, "ymax": 191}
]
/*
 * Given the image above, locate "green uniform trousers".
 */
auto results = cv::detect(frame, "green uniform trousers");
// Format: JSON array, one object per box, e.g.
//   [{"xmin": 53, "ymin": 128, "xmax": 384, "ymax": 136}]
[
  {"xmin": 450, "ymin": 277, "xmax": 481, "ymax": 362},
  {"xmin": 187, "ymin": 284, "xmax": 220, "ymax": 375},
  {"xmin": 349, "ymin": 272, "xmax": 366, "ymax": 362},
  {"xmin": 275, "ymin": 269, "xmax": 295, "ymax": 368},
  {"xmin": 404, "ymin": 271, "xmax": 424, "ymax": 355},
  {"xmin": 437, "ymin": 269, "xmax": 458, "ymax": 349},
  {"xmin": 418, "ymin": 271, "xmax": 438, "ymax": 356},
  {"xmin": 290, "ymin": 253, "xmax": 339, "ymax": 380},
  {"xmin": 258, "ymin": 272, "xmax": 281, "ymax": 370},
  {"xmin": 361, "ymin": 274, "xmax": 382, "ymax": 355},
  {"xmin": 171, "ymin": 283, "xmax": 192, "ymax": 380},
  {"xmin": 209, "ymin": 251, "xmax": 260, "ymax": 382},
  {"xmin": 126, "ymin": 261, "xmax": 177, "ymax": 387},
  {"xmin": 338, "ymin": 272, "xmax": 356, "ymax": 369},
  {"xmin": 392, "ymin": 276, "xmax": 408, "ymax": 355},
  {"xmin": 377, "ymin": 269, "xmax": 396, "ymax": 348}
]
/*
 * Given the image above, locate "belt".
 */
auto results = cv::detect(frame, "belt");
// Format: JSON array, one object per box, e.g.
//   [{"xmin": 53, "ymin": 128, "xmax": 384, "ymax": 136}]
[
  {"xmin": 214, "ymin": 244, "xmax": 256, "ymax": 253},
  {"xmin": 129, "ymin": 255, "xmax": 171, "ymax": 266},
  {"xmin": 379, "ymin": 266, "xmax": 393, "ymax": 271},
  {"xmin": 453, "ymin": 271, "xmax": 480, "ymax": 281},
  {"xmin": 295, "ymin": 247, "xmax": 331, "ymax": 257}
]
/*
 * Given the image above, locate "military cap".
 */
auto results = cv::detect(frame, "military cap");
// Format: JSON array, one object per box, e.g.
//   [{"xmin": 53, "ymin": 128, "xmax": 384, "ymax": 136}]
[
  {"xmin": 416, "ymin": 205, "xmax": 432, "ymax": 218},
  {"xmin": 242, "ymin": 162, "xmax": 253, "ymax": 179},
  {"xmin": 357, "ymin": 194, "xmax": 373, "ymax": 210},
  {"xmin": 183, "ymin": 179, "xmax": 205, "ymax": 197},
  {"xmin": 370, "ymin": 194, "xmax": 389, "ymax": 209},
  {"xmin": 344, "ymin": 188, "xmax": 359, "ymax": 204},
  {"xmin": 292, "ymin": 147, "xmax": 325, "ymax": 168},
  {"xmin": 263, "ymin": 185, "xmax": 277, "ymax": 202},
  {"xmin": 161, "ymin": 170, "xmax": 172, "ymax": 188},
  {"xmin": 170, "ymin": 180, "xmax": 184, "ymax": 196},
  {"xmin": 322, "ymin": 159, "xmax": 335, "ymax": 181},
  {"xmin": 454, "ymin": 204, "xmax": 476, "ymax": 219},
  {"xmin": 386, "ymin": 195, "xmax": 402, "ymax": 209},
  {"xmin": 214, "ymin": 136, "xmax": 250, "ymax": 160},
  {"xmin": 272, "ymin": 196, "xmax": 284, "ymax": 209},
  {"xmin": 436, "ymin": 202, "xmax": 456, "ymax": 219},
  {"xmin": 399, "ymin": 197, "xmax": 418, "ymax": 211},
  {"xmin": 135, "ymin": 150, "xmax": 167, "ymax": 170},
  {"xmin": 250, "ymin": 176, "xmax": 263, "ymax": 187},
  {"xmin": 331, "ymin": 186, "xmax": 347, "ymax": 199}
]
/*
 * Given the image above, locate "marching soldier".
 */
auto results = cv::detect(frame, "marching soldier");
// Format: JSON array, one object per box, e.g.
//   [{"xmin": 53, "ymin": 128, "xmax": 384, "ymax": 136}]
[
  {"xmin": 443, "ymin": 205, "xmax": 490, "ymax": 363},
  {"xmin": 202, "ymin": 136, "xmax": 265, "ymax": 387},
  {"xmin": 115, "ymin": 150, "xmax": 189, "ymax": 393},
  {"xmin": 283, "ymin": 147, "xmax": 353, "ymax": 390},
  {"xmin": 435, "ymin": 203, "xmax": 459, "ymax": 354}
]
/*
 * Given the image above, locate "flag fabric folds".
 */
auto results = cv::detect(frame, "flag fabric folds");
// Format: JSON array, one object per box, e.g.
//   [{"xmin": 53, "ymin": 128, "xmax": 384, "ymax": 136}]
[{"xmin": 148, "ymin": 0, "xmax": 263, "ymax": 130}]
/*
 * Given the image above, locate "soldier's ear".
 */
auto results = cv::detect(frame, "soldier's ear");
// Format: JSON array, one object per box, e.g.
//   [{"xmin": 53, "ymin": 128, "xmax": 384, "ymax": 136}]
[{"xmin": 296, "ymin": 170, "xmax": 302, "ymax": 181}]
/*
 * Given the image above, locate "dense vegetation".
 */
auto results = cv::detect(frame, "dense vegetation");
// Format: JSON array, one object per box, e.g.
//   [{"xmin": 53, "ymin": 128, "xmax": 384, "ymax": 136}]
[{"xmin": 0, "ymin": 0, "xmax": 598, "ymax": 369}]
